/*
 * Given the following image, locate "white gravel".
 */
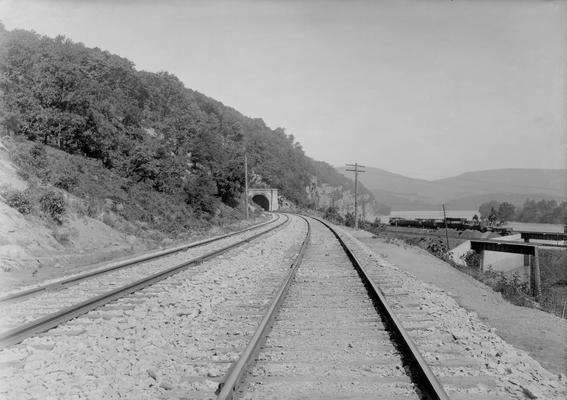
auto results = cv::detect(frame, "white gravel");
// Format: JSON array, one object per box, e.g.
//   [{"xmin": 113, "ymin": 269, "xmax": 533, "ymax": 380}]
[
  {"xmin": 0, "ymin": 215, "xmax": 284, "ymax": 331},
  {"xmin": 0, "ymin": 214, "xmax": 307, "ymax": 400},
  {"xmin": 333, "ymin": 224, "xmax": 567, "ymax": 400},
  {"xmin": 236, "ymin": 219, "xmax": 420, "ymax": 400},
  {"xmin": 0, "ymin": 215, "xmax": 275, "ymax": 300}
]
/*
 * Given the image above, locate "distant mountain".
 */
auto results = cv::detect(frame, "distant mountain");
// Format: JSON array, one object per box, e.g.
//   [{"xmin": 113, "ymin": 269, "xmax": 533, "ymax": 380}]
[{"xmin": 336, "ymin": 167, "xmax": 567, "ymax": 211}]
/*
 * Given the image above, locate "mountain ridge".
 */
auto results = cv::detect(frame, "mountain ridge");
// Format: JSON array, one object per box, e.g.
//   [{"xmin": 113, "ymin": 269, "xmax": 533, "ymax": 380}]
[{"xmin": 337, "ymin": 166, "xmax": 567, "ymax": 211}]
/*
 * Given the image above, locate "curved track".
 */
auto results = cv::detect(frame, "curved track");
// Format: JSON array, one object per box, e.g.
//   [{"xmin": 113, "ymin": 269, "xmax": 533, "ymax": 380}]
[
  {"xmin": 0, "ymin": 214, "xmax": 289, "ymax": 348},
  {"xmin": 0, "ymin": 215, "xmax": 280, "ymax": 304}
]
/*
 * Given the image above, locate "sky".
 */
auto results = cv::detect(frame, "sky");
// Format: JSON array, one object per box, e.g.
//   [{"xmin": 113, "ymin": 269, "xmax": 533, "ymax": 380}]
[{"xmin": 1, "ymin": 0, "xmax": 566, "ymax": 180}]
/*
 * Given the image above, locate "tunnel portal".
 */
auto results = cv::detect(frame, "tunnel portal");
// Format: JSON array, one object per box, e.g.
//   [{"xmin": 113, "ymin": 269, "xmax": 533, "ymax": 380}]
[
  {"xmin": 252, "ymin": 194, "xmax": 270, "ymax": 211},
  {"xmin": 247, "ymin": 188, "xmax": 279, "ymax": 211}
]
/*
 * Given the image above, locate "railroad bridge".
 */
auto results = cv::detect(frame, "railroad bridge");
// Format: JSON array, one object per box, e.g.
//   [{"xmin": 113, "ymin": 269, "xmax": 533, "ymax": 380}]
[{"xmin": 247, "ymin": 188, "xmax": 279, "ymax": 211}]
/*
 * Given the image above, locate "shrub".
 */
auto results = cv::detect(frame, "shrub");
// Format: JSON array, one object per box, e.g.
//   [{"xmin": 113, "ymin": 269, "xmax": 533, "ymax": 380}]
[
  {"xmin": 183, "ymin": 173, "xmax": 218, "ymax": 215},
  {"xmin": 28, "ymin": 143, "xmax": 51, "ymax": 182},
  {"xmin": 39, "ymin": 190, "xmax": 66, "ymax": 222},
  {"xmin": 4, "ymin": 189, "xmax": 33, "ymax": 214},
  {"xmin": 426, "ymin": 238, "xmax": 448, "ymax": 258},
  {"xmin": 10, "ymin": 142, "xmax": 51, "ymax": 183},
  {"xmin": 54, "ymin": 170, "xmax": 79, "ymax": 191},
  {"xmin": 29, "ymin": 143, "xmax": 48, "ymax": 169},
  {"xmin": 461, "ymin": 250, "xmax": 481, "ymax": 268},
  {"xmin": 324, "ymin": 206, "xmax": 343, "ymax": 224},
  {"xmin": 344, "ymin": 211, "xmax": 355, "ymax": 227}
]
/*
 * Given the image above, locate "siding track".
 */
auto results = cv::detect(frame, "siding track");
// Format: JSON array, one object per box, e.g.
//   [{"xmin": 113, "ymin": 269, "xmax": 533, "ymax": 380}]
[
  {"xmin": 217, "ymin": 216, "xmax": 448, "ymax": 400},
  {"xmin": 0, "ymin": 214, "xmax": 289, "ymax": 348},
  {"xmin": 0, "ymin": 215, "xmax": 280, "ymax": 304}
]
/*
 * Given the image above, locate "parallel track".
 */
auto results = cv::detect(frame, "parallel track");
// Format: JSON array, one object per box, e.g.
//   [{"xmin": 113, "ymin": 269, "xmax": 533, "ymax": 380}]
[
  {"xmin": 217, "ymin": 215, "xmax": 449, "ymax": 400},
  {"xmin": 0, "ymin": 214, "xmax": 280, "ymax": 304},
  {"xmin": 0, "ymin": 214, "xmax": 289, "ymax": 348}
]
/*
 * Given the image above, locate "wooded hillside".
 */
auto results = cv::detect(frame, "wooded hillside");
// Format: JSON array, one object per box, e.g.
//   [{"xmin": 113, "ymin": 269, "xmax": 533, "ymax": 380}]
[{"xmin": 0, "ymin": 25, "xmax": 365, "ymax": 219}]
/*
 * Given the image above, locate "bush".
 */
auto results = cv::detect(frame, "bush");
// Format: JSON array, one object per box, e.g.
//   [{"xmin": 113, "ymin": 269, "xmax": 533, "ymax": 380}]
[
  {"xmin": 28, "ymin": 143, "xmax": 51, "ymax": 182},
  {"xmin": 324, "ymin": 206, "xmax": 343, "ymax": 224},
  {"xmin": 183, "ymin": 173, "xmax": 218, "ymax": 215},
  {"xmin": 10, "ymin": 142, "xmax": 51, "ymax": 183},
  {"xmin": 344, "ymin": 211, "xmax": 355, "ymax": 227},
  {"xmin": 426, "ymin": 238, "xmax": 448, "ymax": 258},
  {"xmin": 54, "ymin": 170, "xmax": 79, "ymax": 191},
  {"xmin": 39, "ymin": 190, "xmax": 66, "ymax": 222},
  {"xmin": 461, "ymin": 250, "xmax": 481, "ymax": 268},
  {"xmin": 29, "ymin": 143, "xmax": 48, "ymax": 168},
  {"xmin": 4, "ymin": 189, "xmax": 33, "ymax": 214}
]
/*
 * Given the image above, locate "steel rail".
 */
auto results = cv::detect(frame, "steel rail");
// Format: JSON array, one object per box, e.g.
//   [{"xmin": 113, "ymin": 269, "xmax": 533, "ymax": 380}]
[
  {"xmin": 216, "ymin": 216, "xmax": 311, "ymax": 400},
  {"xmin": 314, "ymin": 216, "xmax": 450, "ymax": 400},
  {"xmin": 0, "ymin": 214, "xmax": 280, "ymax": 304},
  {"xmin": 0, "ymin": 214, "xmax": 290, "ymax": 349}
]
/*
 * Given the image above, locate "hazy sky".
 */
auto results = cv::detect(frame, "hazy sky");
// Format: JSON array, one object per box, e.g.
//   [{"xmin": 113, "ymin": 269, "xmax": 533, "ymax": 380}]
[{"xmin": 1, "ymin": 0, "xmax": 566, "ymax": 180}]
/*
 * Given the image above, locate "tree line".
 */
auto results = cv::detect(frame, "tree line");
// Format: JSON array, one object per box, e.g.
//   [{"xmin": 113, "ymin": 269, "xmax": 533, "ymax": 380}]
[
  {"xmin": 0, "ymin": 25, "xmax": 366, "ymax": 216},
  {"xmin": 479, "ymin": 199, "xmax": 567, "ymax": 225}
]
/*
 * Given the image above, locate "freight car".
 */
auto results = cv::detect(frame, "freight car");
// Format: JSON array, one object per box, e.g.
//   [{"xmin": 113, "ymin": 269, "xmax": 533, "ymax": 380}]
[{"xmin": 389, "ymin": 217, "xmax": 490, "ymax": 232}]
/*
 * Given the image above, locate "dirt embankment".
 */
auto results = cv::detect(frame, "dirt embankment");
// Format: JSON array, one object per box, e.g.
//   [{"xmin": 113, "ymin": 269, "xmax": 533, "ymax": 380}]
[{"xmin": 0, "ymin": 138, "xmax": 157, "ymax": 289}]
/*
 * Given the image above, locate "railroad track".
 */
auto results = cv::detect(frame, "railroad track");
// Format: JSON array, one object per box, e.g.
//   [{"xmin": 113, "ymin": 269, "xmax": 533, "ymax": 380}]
[
  {"xmin": 217, "ymin": 216, "xmax": 448, "ymax": 400},
  {"xmin": 0, "ymin": 214, "xmax": 280, "ymax": 304},
  {"xmin": 0, "ymin": 213, "xmax": 289, "ymax": 348},
  {"xmin": 2, "ymin": 214, "xmax": 563, "ymax": 399}
]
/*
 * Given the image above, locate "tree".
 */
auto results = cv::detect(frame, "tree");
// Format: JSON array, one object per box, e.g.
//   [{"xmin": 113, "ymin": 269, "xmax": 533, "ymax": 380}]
[
  {"xmin": 488, "ymin": 208, "xmax": 497, "ymax": 225},
  {"xmin": 479, "ymin": 200, "xmax": 500, "ymax": 219},
  {"xmin": 0, "ymin": 25, "xmax": 380, "ymax": 219},
  {"xmin": 497, "ymin": 202, "xmax": 516, "ymax": 222}
]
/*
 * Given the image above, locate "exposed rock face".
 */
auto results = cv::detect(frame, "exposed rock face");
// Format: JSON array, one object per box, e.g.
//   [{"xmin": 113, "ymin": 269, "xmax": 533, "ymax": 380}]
[{"xmin": 306, "ymin": 177, "xmax": 383, "ymax": 222}]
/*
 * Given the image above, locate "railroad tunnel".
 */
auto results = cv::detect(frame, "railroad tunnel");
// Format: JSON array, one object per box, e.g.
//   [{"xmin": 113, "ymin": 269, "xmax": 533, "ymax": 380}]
[
  {"xmin": 252, "ymin": 194, "xmax": 270, "ymax": 211},
  {"xmin": 247, "ymin": 188, "xmax": 279, "ymax": 211}
]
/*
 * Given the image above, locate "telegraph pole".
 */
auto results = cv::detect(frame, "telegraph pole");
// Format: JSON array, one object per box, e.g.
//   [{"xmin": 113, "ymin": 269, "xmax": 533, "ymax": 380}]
[
  {"xmin": 346, "ymin": 163, "xmax": 365, "ymax": 229},
  {"xmin": 244, "ymin": 153, "xmax": 249, "ymax": 220}
]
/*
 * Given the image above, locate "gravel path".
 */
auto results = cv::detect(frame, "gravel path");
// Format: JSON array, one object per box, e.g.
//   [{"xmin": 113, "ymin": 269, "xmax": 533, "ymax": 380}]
[
  {"xmin": 0, "ymin": 215, "xmax": 285, "ymax": 331},
  {"xmin": 0, "ymin": 215, "xmax": 307, "ymax": 400},
  {"xmin": 236, "ymin": 219, "xmax": 421, "ymax": 399},
  {"xmin": 332, "ymin": 224, "xmax": 567, "ymax": 400}
]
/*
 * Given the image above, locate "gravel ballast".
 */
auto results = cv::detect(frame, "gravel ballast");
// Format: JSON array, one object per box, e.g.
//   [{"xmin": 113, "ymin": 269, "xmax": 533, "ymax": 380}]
[
  {"xmin": 333, "ymin": 224, "xmax": 567, "ymax": 400},
  {"xmin": 0, "ymin": 215, "xmax": 284, "ymax": 331},
  {"xmin": 236, "ymin": 219, "xmax": 421, "ymax": 400},
  {"xmin": 0, "ymin": 215, "xmax": 307, "ymax": 400}
]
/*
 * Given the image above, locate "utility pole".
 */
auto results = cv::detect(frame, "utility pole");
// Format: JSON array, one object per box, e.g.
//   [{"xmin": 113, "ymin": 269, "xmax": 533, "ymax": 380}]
[
  {"xmin": 244, "ymin": 153, "xmax": 249, "ymax": 220},
  {"xmin": 442, "ymin": 204, "xmax": 450, "ymax": 251},
  {"xmin": 346, "ymin": 163, "xmax": 365, "ymax": 229}
]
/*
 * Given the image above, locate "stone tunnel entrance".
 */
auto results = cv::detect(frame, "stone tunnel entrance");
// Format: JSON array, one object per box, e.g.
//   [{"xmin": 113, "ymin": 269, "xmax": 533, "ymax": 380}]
[
  {"xmin": 252, "ymin": 195, "xmax": 270, "ymax": 211},
  {"xmin": 247, "ymin": 188, "xmax": 279, "ymax": 211}
]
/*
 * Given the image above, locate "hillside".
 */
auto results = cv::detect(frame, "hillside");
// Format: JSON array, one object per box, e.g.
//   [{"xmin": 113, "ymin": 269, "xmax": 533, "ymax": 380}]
[
  {"xmin": 0, "ymin": 25, "xmax": 389, "ymax": 278},
  {"xmin": 0, "ymin": 25, "xmax": 372, "ymax": 222},
  {"xmin": 436, "ymin": 169, "xmax": 567, "ymax": 200},
  {"xmin": 337, "ymin": 166, "xmax": 567, "ymax": 211}
]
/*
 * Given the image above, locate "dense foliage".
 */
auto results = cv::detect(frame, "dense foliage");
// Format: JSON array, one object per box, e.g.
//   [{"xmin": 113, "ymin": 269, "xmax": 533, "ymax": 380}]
[
  {"xmin": 479, "ymin": 199, "xmax": 567, "ymax": 224},
  {"xmin": 0, "ymin": 25, "xmax": 359, "ymax": 216}
]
